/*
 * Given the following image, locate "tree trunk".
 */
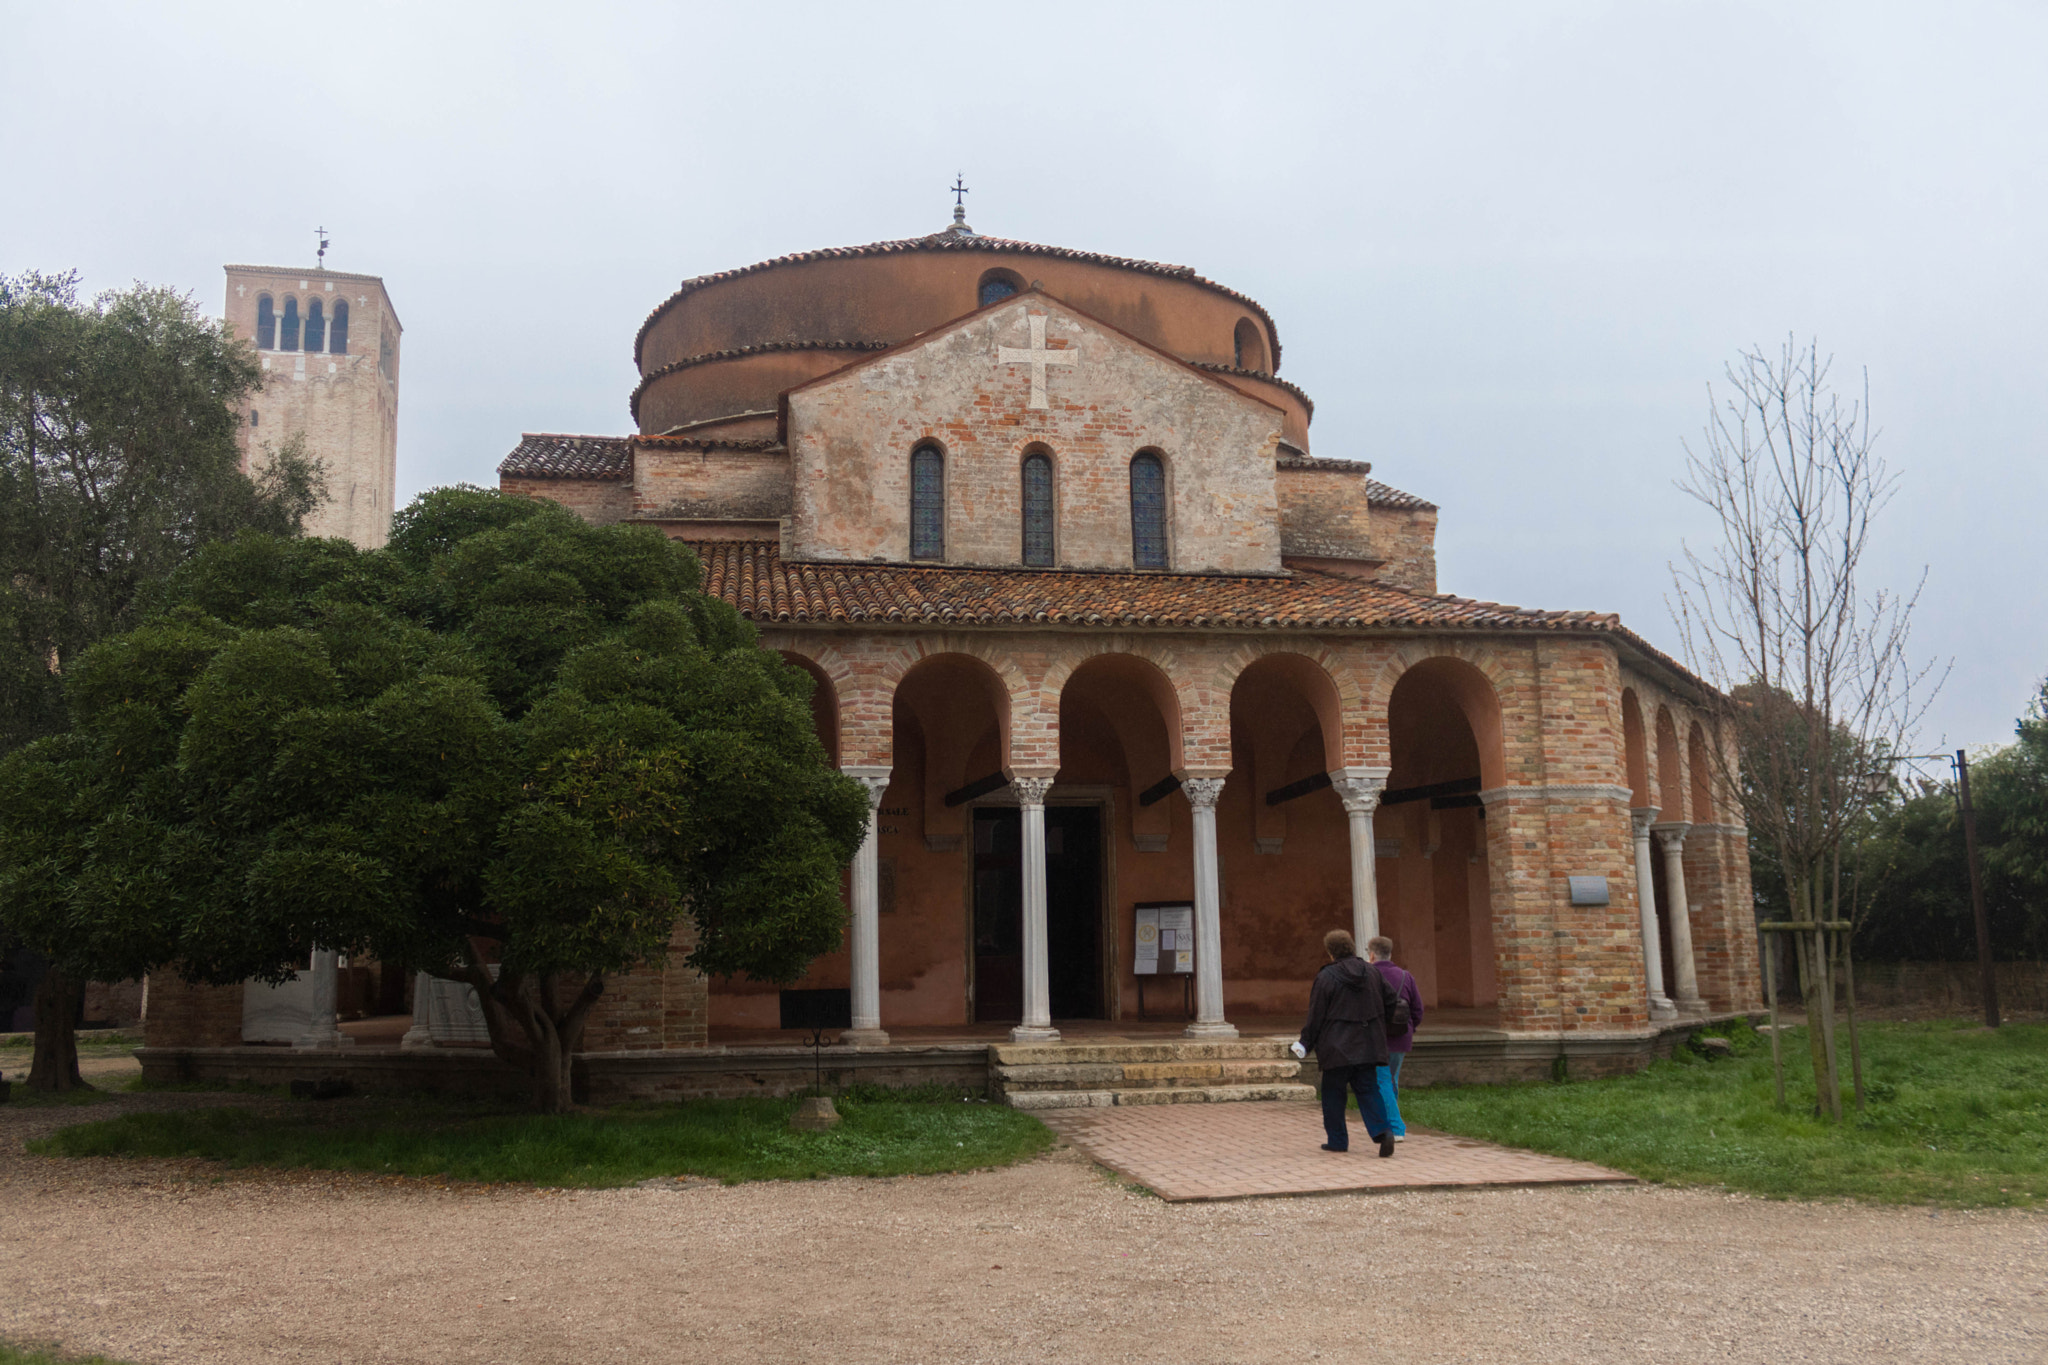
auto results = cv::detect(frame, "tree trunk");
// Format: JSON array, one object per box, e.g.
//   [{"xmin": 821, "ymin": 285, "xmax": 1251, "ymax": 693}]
[
  {"xmin": 1789, "ymin": 871, "xmax": 1840, "ymax": 1119},
  {"xmin": 27, "ymin": 967, "xmax": 84, "ymax": 1093},
  {"xmin": 456, "ymin": 957, "xmax": 602, "ymax": 1114}
]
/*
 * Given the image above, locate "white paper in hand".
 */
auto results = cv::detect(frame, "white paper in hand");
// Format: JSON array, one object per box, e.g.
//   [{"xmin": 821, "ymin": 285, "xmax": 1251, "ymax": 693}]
[{"xmin": 1290, "ymin": 1041, "xmax": 1307, "ymax": 1059}]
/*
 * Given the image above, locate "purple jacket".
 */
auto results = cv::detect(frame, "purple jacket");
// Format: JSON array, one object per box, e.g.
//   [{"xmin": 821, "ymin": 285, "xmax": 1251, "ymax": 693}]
[{"xmin": 1372, "ymin": 959, "xmax": 1425, "ymax": 1052}]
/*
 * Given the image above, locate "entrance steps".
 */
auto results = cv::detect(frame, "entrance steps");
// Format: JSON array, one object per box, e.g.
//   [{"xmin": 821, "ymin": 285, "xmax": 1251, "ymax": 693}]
[{"xmin": 990, "ymin": 1038, "xmax": 1315, "ymax": 1110}]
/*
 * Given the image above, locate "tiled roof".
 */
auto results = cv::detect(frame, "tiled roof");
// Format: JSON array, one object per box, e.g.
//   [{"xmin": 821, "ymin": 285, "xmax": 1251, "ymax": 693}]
[
  {"xmin": 689, "ymin": 540, "xmax": 1615, "ymax": 635},
  {"xmin": 499, "ymin": 434, "xmax": 632, "ymax": 481},
  {"xmin": 1188, "ymin": 362, "xmax": 1315, "ymax": 420},
  {"xmin": 635, "ymin": 229, "xmax": 1282, "ymax": 372},
  {"xmin": 630, "ymin": 340, "xmax": 894, "ymax": 424},
  {"xmin": 635, "ymin": 434, "xmax": 783, "ymax": 452},
  {"xmin": 1275, "ymin": 454, "xmax": 1439, "ymax": 513}
]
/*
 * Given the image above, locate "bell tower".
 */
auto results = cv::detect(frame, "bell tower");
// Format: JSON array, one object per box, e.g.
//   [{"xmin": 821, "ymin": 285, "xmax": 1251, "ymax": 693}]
[{"xmin": 222, "ymin": 253, "xmax": 401, "ymax": 550}]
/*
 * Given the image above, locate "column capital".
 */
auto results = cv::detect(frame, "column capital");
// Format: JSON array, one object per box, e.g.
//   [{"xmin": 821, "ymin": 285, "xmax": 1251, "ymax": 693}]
[
  {"xmin": 1651, "ymin": 820, "xmax": 1692, "ymax": 852},
  {"xmin": 841, "ymin": 765, "xmax": 892, "ymax": 806},
  {"xmin": 1630, "ymin": 805, "xmax": 1661, "ymax": 837},
  {"xmin": 1012, "ymin": 775, "xmax": 1055, "ymax": 807},
  {"xmin": 1331, "ymin": 768, "xmax": 1389, "ymax": 816},
  {"xmin": 1182, "ymin": 776, "xmax": 1226, "ymax": 810}
]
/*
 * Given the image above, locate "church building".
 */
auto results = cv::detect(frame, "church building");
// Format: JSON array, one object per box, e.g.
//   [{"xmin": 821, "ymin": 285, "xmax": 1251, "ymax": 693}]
[{"xmin": 492, "ymin": 205, "xmax": 1764, "ymax": 1071}]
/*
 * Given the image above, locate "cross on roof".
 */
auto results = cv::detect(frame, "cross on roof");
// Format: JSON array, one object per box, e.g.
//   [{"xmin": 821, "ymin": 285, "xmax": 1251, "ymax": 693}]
[
  {"xmin": 950, "ymin": 174, "xmax": 968, "ymax": 207},
  {"xmin": 998, "ymin": 313, "xmax": 1076, "ymax": 410}
]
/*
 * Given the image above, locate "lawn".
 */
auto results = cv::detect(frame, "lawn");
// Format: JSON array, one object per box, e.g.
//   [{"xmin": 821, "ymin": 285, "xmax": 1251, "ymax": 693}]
[
  {"xmin": 29, "ymin": 1084, "xmax": 1053, "ymax": 1187},
  {"xmin": 1403, "ymin": 1019, "xmax": 2048, "ymax": 1207},
  {"xmin": 0, "ymin": 1344, "xmax": 131, "ymax": 1365}
]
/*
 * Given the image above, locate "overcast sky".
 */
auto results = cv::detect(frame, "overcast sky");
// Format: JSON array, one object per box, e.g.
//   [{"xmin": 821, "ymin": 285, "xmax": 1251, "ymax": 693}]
[{"xmin": 6, "ymin": 1, "xmax": 2042, "ymax": 754}]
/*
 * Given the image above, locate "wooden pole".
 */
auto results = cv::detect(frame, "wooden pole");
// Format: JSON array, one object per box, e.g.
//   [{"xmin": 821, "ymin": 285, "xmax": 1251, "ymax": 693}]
[
  {"xmin": 1762, "ymin": 924, "xmax": 1785, "ymax": 1108},
  {"xmin": 1956, "ymin": 750, "xmax": 2001, "ymax": 1028}
]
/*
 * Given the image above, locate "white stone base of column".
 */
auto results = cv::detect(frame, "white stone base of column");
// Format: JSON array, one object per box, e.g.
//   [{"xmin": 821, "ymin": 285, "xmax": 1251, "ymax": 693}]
[
  {"xmin": 1183, "ymin": 1020, "xmax": 1240, "ymax": 1039},
  {"xmin": 1648, "ymin": 995, "xmax": 1679, "ymax": 1021},
  {"xmin": 398, "ymin": 1024, "xmax": 435, "ymax": 1048},
  {"xmin": 399, "ymin": 970, "xmax": 435, "ymax": 1048},
  {"xmin": 1009, "ymin": 1023, "xmax": 1062, "ymax": 1044},
  {"xmin": 1673, "ymin": 994, "xmax": 1709, "ymax": 1016},
  {"xmin": 292, "ymin": 1031, "xmax": 355, "ymax": 1050},
  {"xmin": 839, "ymin": 1027, "xmax": 891, "ymax": 1048}
]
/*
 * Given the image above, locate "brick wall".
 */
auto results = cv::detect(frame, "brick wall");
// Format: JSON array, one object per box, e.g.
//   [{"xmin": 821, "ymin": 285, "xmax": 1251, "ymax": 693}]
[
  {"xmin": 502, "ymin": 475, "xmax": 633, "ymax": 526},
  {"xmin": 144, "ymin": 973, "xmax": 243, "ymax": 1048},
  {"xmin": 1371, "ymin": 508, "xmax": 1438, "ymax": 595}
]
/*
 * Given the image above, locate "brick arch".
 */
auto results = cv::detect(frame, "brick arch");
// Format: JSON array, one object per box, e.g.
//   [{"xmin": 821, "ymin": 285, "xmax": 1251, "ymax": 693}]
[
  {"xmin": 1035, "ymin": 637, "xmax": 1218, "ymax": 772},
  {"xmin": 1621, "ymin": 687, "xmax": 1652, "ymax": 808},
  {"xmin": 1653, "ymin": 705, "xmax": 1685, "ymax": 816},
  {"xmin": 1224, "ymin": 649, "xmax": 1348, "ymax": 773},
  {"xmin": 1687, "ymin": 717, "xmax": 1718, "ymax": 824},
  {"xmin": 1373, "ymin": 645, "xmax": 1511, "ymax": 790},
  {"xmin": 774, "ymin": 649, "xmax": 840, "ymax": 766}
]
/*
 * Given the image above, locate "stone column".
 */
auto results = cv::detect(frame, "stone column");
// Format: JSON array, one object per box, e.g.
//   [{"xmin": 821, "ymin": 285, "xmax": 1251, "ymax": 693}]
[
  {"xmin": 1332, "ymin": 768, "xmax": 1390, "ymax": 945},
  {"xmin": 399, "ymin": 970, "xmax": 435, "ymax": 1048},
  {"xmin": 842, "ymin": 766, "xmax": 894, "ymax": 1047},
  {"xmin": 1631, "ymin": 808, "xmax": 1676, "ymax": 1020},
  {"xmin": 1011, "ymin": 776, "xmax": 1060, "ymax": 1043},
  {"xmin": 292, "ymin": 948, "xmax": 351, "ymax": 1048},
  {"xmin": 1653, "ymin": 822, "xmax": 1707, "ymax": 1014},
  {"xmin": 1182, "ymin": 776, "xmax": 1238, "ymax": 1039}
]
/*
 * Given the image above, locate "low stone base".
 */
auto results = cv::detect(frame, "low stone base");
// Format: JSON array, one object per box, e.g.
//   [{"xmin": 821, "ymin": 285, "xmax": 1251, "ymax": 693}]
[{"xmin": 1007, "ymin": 1083, "xmax": 1316, "ymax": 1110}]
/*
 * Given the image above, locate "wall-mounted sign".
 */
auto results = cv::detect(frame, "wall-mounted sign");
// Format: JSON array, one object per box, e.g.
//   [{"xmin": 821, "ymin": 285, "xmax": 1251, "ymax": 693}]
[{"xmin": 1568, "ymin": 875, "xmax": 1611, "ymax": 906}]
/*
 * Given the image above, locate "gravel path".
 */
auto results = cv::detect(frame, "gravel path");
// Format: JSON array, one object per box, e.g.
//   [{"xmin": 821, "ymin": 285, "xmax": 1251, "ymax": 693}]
[{"xmin": 3, "ymin": 1095, "xmax": 2044, "ymax": 1365}]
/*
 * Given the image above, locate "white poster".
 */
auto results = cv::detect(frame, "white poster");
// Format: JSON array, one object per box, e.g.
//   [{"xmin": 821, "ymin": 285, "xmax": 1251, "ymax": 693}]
[
  {"xmin": 1155, "ymin": 905, "xmax": 1194, "ymax": 975},
  {"xmin": 1134, "ymin": 907, "xmax": 1160, "ymax": 975}
]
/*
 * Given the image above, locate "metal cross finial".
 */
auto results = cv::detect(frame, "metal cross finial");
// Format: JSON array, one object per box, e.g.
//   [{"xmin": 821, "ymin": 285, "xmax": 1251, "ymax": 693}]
[
  {"xmin": 316, "ymin": 227, "xmax": 330, "ymax": 268},
  {"xmin": 950, "ymin": 174, "xmax": 968, "ymax": 207}
]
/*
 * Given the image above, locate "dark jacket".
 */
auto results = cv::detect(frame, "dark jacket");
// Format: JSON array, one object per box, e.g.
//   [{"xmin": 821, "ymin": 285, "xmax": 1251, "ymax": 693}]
[
  {"xmin": 1298, "ymin": 953, "xmax": 1400, "ymax": 1071},
  {"xmin": 1372, "ymin": 959, "xmax": 1425, "ymax": 1053}
]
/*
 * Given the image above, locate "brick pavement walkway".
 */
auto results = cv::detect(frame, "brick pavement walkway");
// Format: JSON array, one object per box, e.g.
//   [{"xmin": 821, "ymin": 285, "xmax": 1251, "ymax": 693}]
[{"xmin": 1038, "ymin": 1101, "xmax": 1635, "ymax": 1202}]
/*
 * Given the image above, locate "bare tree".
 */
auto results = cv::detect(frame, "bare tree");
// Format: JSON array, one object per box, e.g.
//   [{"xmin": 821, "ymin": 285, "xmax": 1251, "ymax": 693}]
[{"xmin": 1670, "ymin": 337, "xmax": 1942, "ymax": 1119}]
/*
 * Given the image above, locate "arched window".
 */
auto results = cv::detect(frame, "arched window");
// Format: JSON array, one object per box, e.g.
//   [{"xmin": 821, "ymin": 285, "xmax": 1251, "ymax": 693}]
[
  {"xmin": 1021, "ymin": 450, "xmax": 1054, "ymax": 566},
  {"xmin": 330, "ymin": 299, "xmax": 349, "ymax": 355},
  {"xmin": 280, "ymin": 297, "xmax": 300, "ymax": 352},
  {"xmin": 1129, "ymin": 452, "xmax": 1168, "ymax": 569},
  {"xmin": 304, "ymin": 298, "xmax": 326, "ymax": 354},
  {"xmin": 250, "ymin": 410, "xmax": 259, "ymax": 428},
  {"xmin": 255, "ymin": 295, "xmax": 275, "ymax": 350},
  {"xmin": 1233, "ymin": 318, "xmax": 1267, "ymax": 372},
  {"xmin": 910, "ymin": 444, "xmax": 945, "ymax": 560},
  {"xmin": 978, "ymin": 269, "xmax": 1021, "ymax": 307}
]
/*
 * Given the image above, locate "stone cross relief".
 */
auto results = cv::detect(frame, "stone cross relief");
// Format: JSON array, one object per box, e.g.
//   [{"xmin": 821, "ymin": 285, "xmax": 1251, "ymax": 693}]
[{"xmin": 998, "ymin": 313, "xmax": 1075, "ymax": 410}]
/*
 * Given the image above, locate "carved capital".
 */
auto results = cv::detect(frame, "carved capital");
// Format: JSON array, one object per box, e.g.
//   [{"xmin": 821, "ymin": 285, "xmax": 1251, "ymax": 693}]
[
  {"xmin": 1182, "ymin": 777, "xmax": 1226, "ymax": 810},
  {"xmin": 1011, "ymin": 776, "xmax": 1055, "ymax": 807},
  {"xmin": 841, "ymin": 765, "xmax": 892, "ymax": 809},
  {"xmin": 1630, "ymin": 806, "xmax": 1661, "ymax": 839},
  {"xmin": 1332, "ymin": 774, "xmax": 1386, "ymax": 817},
  {"xmin": 1651, "ymin": 820, "xmax": 1691, "ymax": 854}
]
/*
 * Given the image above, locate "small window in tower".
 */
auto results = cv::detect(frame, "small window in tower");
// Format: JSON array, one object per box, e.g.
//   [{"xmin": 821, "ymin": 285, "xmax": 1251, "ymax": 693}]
[
  {"xmin": 978, "ymin": 269, "xmax": 1021, "ymax": 307},
  {"xmin": 280, "ymin": 297, "xmax": 300, "ymax": 352},
  {"xmin": 1130, "ymin": 451, "xmax": 1168, "ymax": 570},
  {"xmin": 910, "ymin": 444, "xmax": 945, "ymax": 560},
  {"xmin": 1021, "ymin": 450, "xmax": 1054, "ymax": 567},
  {"xmin": 255, "ymin": 294, "xmax": 275, "ymax": 350},
  {"xmin": 250, "ymin": 410, "xmax": 259, "ymax": 428},
  {"xmin": 330, "ymin": 299, "xmax": 349, "ymax": 354},
  {"xmin": 1232, "ymin": 318, "xmax": 1267, "ymax": 373},
  {"xmin": 304, "ymin": 298, "xmax": 326, "ymax": 354}
]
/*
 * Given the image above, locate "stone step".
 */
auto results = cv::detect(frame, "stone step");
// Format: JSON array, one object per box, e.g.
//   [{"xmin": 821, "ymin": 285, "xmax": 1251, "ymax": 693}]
[
  {"xmin": 1006, "ymin": 1083, "xmax": 1317, "ymax": 1111},
  {"xmin": 993, "ymin": 1059, "xmax": 1306, "ymax": 1089},
  {"xmin": 988, "ymin": 1039, "xmax": 1296, "ymax": 1066}
]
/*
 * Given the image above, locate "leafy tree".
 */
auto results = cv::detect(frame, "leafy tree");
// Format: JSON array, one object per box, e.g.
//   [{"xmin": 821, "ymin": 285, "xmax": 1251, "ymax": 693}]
[
  {"xmin": 0, "ymin": 270, "xmax": 323, "ymax": 1088},
  {"xmin": 0, "ymin": 489, "xmax": 866, "ymax": 1110}
]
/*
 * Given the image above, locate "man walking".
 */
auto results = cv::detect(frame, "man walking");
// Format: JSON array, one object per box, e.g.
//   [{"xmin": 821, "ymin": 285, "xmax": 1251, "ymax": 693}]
[
  {"xmin": 1366, "ymin": 935, "xmax": 1424, "ymax": 1142},
  {"xmin": 1295, "ymin": 928, "xmax": 1402, "ymax": 1158}
]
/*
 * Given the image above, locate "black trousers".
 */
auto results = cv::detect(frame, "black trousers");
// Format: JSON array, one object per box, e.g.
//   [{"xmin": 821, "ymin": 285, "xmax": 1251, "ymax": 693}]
[{"xmin": 1319, "ymin": 1063, "xmax": 1389, "ymax": 1149}]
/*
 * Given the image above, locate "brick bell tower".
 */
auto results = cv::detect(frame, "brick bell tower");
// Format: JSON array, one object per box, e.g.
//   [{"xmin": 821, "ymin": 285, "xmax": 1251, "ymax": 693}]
[{"xmin": 222, "ymin": 236, "xmax": 401, "ymax": 550}]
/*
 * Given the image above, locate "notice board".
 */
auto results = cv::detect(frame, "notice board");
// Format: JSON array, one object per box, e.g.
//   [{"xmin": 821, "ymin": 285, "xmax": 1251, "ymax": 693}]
[{"xmin": 1133, "ymin": 902, "xmax": 1194, "ymax": 975}]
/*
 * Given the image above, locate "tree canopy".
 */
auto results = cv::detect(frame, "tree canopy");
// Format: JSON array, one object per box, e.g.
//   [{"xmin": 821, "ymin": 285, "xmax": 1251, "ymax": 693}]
[{"xmin": 0, "ymin": 488, "xmax": 868, "ymax": 1109}]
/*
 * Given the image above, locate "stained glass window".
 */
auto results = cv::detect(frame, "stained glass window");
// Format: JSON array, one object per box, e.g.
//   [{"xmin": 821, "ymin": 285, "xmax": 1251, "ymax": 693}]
[
  {"xmin": 255, "ymin": 295, "xmax": 275, "ymax": 350},
  {"xmin": 1130, "ymin": 452, "xmax": 1168, "ymax": 569},
  {"xmin": 304, "ymin": 298, "xmax": 326, "ymax": 354},
  {"xmin": 280, "ymin": 297, "xmax": 300, "ymax": 352},
  {"xmin": 911, "ymin": 445, "xmax": 945, "ymax": 560},
  {"xmin": 979, "ymin": 274, "xmax": 1018, "ymax": 307},
  {"xmin": 1022, "ymin": 452, "xmax": 1054, "ymax": 566},
  {"xmin": 330, "ymin": 300, "xmax": 349, "ymax": 355}
]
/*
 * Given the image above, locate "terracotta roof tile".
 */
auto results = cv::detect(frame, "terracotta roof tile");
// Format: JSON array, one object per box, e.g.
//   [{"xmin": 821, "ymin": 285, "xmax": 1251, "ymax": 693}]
[
  {"xmin": 690, "ymin": 540, "xmax": 1610, "ymax": 634},
  {"xmin": 635, "ymin": 229, "xmax": 1282, "ymax": 372},
  {"xmin": 629, "ymin": 340, "xmax": 893, "ymax": 424},
  {"xmin": 499, "ymin": 434, "xmax": 632, "ymax": 481},
  {"xmin": 1275, "ymin": 454, "xmax": 1439, "ymax": 513}
]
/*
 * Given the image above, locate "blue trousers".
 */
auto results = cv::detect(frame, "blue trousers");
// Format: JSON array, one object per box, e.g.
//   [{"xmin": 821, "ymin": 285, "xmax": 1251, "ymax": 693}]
[
  {"xmin": 1320, "ymin": 1064, "xmax": 1391, "ymax": 1149},
  {"xmin": 1376, "ymin": 1052, "xmax": 1407, "ymax": 1137}
]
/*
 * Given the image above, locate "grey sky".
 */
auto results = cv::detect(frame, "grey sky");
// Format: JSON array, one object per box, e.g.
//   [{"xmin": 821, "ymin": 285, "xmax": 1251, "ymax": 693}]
[{"xmin": 7, "ymin": 1, "xmax": 2042, "ymax": 752}]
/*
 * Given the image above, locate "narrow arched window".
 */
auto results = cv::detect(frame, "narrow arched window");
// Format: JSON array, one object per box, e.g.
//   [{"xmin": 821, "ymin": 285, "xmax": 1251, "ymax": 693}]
[
  {"xmin": 1233, "ymin": 318, "xmax": 1267, "ymax": 372},
  {"xmin": 330, "ymin": 299, "xmax": 349, "ymax": 354},
  {"xmin": 910, "ymin": 444, "xmax": 945, "ymax": 560},
  {"xmin": 255, "ymin": 295, "xmax": 275, "ymax": 350},
  {"xmin": 280, "ymin": 297, "xmax": 300, "ymax": 352},
  {"xmin": 978, "ymin": 269, "xmax": 1020, "ymax": 307},
  {"xmin": 1021, "ymin": 451, "xmax": 1054, "ymax": 567},
  {"xmin": 1130, "ymin": 451, "xmax": 1168, "ymax": 569},
  {"xmin": 304, "ymin": 298, "xmax": 326, "ymax": 354}
]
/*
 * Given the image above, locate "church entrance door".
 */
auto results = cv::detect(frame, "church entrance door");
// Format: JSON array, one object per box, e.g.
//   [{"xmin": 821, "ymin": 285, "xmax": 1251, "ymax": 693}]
[{"xmin": 971, "ymin": 805, "xmax": 1105, "ymax": 1023}]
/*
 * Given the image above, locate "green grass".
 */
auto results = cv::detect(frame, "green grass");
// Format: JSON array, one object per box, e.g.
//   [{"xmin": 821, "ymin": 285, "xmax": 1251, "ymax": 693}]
[
  {"xmin": 0, "ymin": 1342, "xmax": 132, "ymax": 1365},
  {"xmin": 29, "ymin": 1083, "xmax": 1053, "ymax": 1187},
  {"xmin": 1403, "ymin": 1019, "xmax": 2048, "ymax": 1207},
  {"xmin": 0, "ymin": 1030, "xmax": 138, "ymax": 1051}
]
